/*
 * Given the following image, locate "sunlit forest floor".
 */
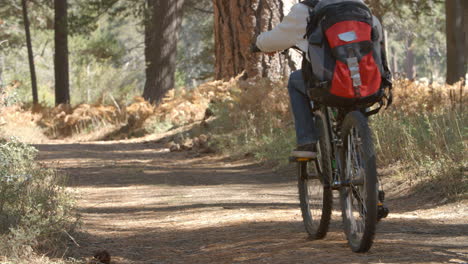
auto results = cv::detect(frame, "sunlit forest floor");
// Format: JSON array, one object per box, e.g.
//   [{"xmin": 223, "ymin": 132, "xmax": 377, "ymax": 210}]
[
  {"xmin": 1, "ymin": 79, "xmax": 466, "ymax": 263},
  {"xmin": 35, "ymin": 135, "xmax": 467, "ymax": 264}
]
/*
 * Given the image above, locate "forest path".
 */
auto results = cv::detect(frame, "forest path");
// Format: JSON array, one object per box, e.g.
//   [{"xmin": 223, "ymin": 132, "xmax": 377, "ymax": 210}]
[{"xmin": 35, "ymin": 141, "xmax": 467, "ymax": 264}]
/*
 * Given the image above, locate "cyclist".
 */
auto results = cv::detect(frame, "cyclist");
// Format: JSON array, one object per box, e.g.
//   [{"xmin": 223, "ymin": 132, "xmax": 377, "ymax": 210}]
[{"xmin": 253, "ymin": 0, "xmax": 383, "ymax": 159}]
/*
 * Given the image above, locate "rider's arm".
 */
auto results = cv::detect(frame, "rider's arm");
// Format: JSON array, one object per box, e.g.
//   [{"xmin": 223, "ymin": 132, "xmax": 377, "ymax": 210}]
[{"xmin": 255, "ymin": 3, "xmax": 309, "ymax": 53}]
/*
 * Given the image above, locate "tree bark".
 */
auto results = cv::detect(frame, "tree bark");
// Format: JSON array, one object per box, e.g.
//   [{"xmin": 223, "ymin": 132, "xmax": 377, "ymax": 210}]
[
  {"xmin": 213, "ymin": 0, "xmax": 300, "ymax": 81},
  {"xmin": 54, "ymin": 0, "xmax": 70, "ymax": 105},
  {"xmin": 22, "ymin": 0, "xmax": 38, "ymax": 104},
  {"xmin": 143, "ymin": 0, "xmax": 185, "ymax": 104},
  {"xmin": 391, "ymin": 47, "xmax": 398, "ymax": 75},
  {"xmin": 446, "ymin": 0, "xmax": 466, "ymax": 85},
  {"xmin": 144, "ymin": 0, "xmax": 154, "ymax": 97},
  {"xmin": 465, "ymin": 2, "xmax": 468, "ymax": 63}
]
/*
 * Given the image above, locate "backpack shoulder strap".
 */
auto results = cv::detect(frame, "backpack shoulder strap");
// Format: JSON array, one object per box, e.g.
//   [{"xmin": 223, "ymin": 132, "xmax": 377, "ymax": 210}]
[{"xmin": 300, "ymin": 0, "xmax": 319, "ymax": 8}]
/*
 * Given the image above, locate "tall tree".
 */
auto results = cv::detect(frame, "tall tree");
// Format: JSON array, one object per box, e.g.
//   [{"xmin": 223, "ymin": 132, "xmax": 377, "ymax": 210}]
[
  {"xmin": 177, "ymin": 0, "xmax": 215, "ymax": 85},
  {"xmin": 404, "ymin": 37, "xmax": 416, "ymax": 80},
  {"xmin": 365, "ymin": 0, "xmax": 438, "ymax": 22},
  {"xmin": 21, "ymin": 0, "xmax": 38, "ymax": 104},
  {"xmin": 465, "ymin": 2, "xmax": 468, "ymax": 64},
  {"xmin": 143, "ymin": 0, "xmax": 185, "ymax": 104},
  {"xmin": 54, "ymin": 0, "xmax": 70, "ymax": 105},
  {"xmin": 446, "ymin": 0, "xmax": 467, "ymax": 84},
  {"xmin": 213, "ymin": 0, "xmax": 300, "ymax": 81}
]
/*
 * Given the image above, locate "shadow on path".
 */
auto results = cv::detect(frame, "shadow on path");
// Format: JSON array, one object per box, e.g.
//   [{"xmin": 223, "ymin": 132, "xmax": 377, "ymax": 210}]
[
  {"xmin": 35, "ymin": 142, "xmax": 468, "ymax": 264},
  {"xmin": 35, "ymin": 142, "xmax": 295, "ymax": 187},
  {"xmin": 72, "ymin": 216, "xmax": 468, "ymax": 264}
]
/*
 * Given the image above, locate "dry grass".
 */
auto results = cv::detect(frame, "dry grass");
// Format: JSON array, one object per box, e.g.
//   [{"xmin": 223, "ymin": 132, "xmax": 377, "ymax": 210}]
[
  {"xmin": 386, "ymin": 79, "xmax": 465, "ymax": 113},
  {"xmin": 1, "ymin": 78, "xmax": 466, "ymax": 199},
  {"xmin": 371, "ymin": 80, "xmax": 467, "ymax": 199},
  {"xmin": 372, "ymin": 80, "xmax": 466, "ymax": 164},
  {"xmin": 0, "ymin": 82, "xmax": 47, "ymax": 143},
  {"xmin": 0, "ymin": 78, "xmax": 240, "ymax": 141},
  {"xmin": 183, "ymin": 77, "xmax": 466, "ymax": 198},
  {"xmin": 204, "ymin": 77, "xmax": 294, "ymax": 163},
  {"xmin": 156, "ymin": 79, "xmax": 234, "ymax": 124},
  {"xmin": 209, "ymin": 77, "xmax": 467, "ymax": 198},
  {"xmin": 0, "ymin": 257, "xmax": 83, "ymax": 264},
  {"xmin": 36, "ymin": 98, "xmax": 144, "ymax": 139},
  {"xmin": 0, "ymin": 105, "xmax": 48, "ymax": 143}
]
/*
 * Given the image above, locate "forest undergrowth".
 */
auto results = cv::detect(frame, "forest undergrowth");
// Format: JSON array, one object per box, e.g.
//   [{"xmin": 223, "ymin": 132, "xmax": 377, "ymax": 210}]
[
  {"xmin": 0, "ymin": 78, "xmax": 466, "ymax": 263},
  {"xmin": 1, "ymin": 78, "xmax": 467, "ymax": 199},
  {"xmin": 205, "ymin": 78, "xmax": 467, "ymax": 200},
  {"xmin": 0, "ymin": 86, "xmax": 78, "ymax": 263}
]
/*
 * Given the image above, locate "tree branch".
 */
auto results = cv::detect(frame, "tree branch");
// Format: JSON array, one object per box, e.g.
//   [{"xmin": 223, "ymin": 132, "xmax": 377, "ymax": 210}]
[
  {"xmin": 189, "ymin": 6, "xmax": 213, "ymax": 14},
  {"xmin": 184, "ymin": 0, "xmax": 213, "ymax": 14}
]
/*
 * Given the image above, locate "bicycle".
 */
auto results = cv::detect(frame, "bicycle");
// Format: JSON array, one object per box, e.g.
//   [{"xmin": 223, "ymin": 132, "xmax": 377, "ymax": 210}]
[{"xmin": 292, "ymin": 103, "xmax": 389, "ymax": 253}]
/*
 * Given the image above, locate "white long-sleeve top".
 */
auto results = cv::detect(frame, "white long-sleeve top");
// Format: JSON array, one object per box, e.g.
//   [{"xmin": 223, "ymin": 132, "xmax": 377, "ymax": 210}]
[{"xmin": 256, "ymin": 3, "xmax": 310, "ymax": 53}]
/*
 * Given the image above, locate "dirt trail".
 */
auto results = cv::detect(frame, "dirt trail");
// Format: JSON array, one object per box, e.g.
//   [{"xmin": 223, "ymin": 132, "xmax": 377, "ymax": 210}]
[{"xmin": 35, "ymin": 140, "xmax": 467, "ymax": 264}]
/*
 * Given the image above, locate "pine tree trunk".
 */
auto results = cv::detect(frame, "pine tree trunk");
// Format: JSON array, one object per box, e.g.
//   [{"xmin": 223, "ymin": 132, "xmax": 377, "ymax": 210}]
[
  {"xmin": 446, "ymin": 0, "xmax": 467, "ymax": 85},
  {"xmin": 465, "ymin": 2, "xmax": 468, "ymax": 63},
  {"xmin": 54, "ymin": 0, "xmax": 70, "ymax": 105},
  {"xmin": 213, "ymin": 0, "xmax": 300, "ymax": 81},
  {"xmin": 391, "ymin": 47, "xmax": 398, "ymax": 75},
  {"xmin": 144, "ymin": 0, "xmax": 154, "ymax": 99},
  {"xmin": 405, "ymin": 37, "xmax": 416, "ymax": 80},
  {"xmin": 22, "ymin": 0, "xmax": 38, "ymax": 104},
  {"xmin": 143, "ymin": 0, "xmax": 185, "ymax": 104}
]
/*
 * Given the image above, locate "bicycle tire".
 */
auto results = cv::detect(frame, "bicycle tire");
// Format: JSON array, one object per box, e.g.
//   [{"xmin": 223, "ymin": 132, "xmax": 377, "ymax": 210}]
[
  {"xmin": 297, "ymin": 110, "xmax": 333, "ymax": 239},
  {"xmin": 339, "ymin": 111, "xmax": 378, "ymax": 253}
]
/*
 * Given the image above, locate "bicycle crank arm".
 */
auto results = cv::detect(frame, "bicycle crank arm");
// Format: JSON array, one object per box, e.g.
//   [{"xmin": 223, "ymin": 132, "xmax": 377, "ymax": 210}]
[{"xmin": 331, "ymin": 178, "xmax": 365, "ymax": 189}]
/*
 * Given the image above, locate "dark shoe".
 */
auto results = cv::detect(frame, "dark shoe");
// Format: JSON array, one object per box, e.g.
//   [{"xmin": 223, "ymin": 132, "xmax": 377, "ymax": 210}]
[
  {"xmin": 291, "ymin": 143, "xmax": 317, "ymax": 159},
  {"xmin": 377, "ymin": 203, "xmax": 389, "ymax": 221},
  {"xmin": 377, "ymin": 190, "xmax": 389, "ymax": 221}
]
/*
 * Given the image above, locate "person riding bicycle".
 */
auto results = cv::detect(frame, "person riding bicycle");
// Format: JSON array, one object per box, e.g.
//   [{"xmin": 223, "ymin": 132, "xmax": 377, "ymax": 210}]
[{"xmin": 254, "ymin": 0, "xmax": 384, "ymax": 159}]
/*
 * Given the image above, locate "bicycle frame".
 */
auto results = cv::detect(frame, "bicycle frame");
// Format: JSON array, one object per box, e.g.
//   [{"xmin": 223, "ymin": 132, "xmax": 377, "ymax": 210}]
[
  {"xmin": 322, "ymin": 106, "xmax": 344, "ymax": 189},
  {"xmin": 313, "ymin": 103, "xmax": 368, "ymax": 190}
]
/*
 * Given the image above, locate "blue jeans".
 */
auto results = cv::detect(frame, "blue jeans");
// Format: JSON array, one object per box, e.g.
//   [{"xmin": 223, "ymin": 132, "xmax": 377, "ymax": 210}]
[{"xmin": 287, "ymin": 70, "xmax": 318, "ymax": 145}]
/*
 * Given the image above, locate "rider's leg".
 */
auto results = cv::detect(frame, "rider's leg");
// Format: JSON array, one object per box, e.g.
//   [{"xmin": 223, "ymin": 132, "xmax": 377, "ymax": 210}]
[{"xmin": 287, "ymin": 70, "xmax": 318, "ymax": 157}]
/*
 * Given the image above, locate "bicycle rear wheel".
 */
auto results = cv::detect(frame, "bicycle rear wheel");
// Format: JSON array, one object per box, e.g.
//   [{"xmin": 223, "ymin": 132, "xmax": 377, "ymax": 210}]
[
  {"xmin": 339, "ymin": 111, "xmax": 378, "ymax": 253},
  {"xmin": 297, "ymin": 110, "xmax": 333, "ymax": 239}
]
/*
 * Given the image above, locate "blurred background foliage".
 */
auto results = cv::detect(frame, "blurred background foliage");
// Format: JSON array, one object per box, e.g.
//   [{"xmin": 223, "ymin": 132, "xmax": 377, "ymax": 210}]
[
  {"xmin": 383, "ymin": 1, "xmax": 447, "ymax": 81},
  {"xmin": 0, "ymin": 0, "xmax": 214, "ymax": 105},
  {"xmin": 0, "ymin": 0, "xmax": 447, "ymax": 105}
]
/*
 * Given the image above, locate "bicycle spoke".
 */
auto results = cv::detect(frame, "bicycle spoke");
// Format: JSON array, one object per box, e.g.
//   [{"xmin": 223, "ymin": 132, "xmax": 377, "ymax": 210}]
[
  {"xmin": 307, "ymin": 162, "xmax": 324, "ymax": 218},
  {"xmin": 298, "ymin": 109, "xmax": 333, "ymax": 240},
  {"xmin": 344, "ymin": 126, "xmax": 369, "ymax": 241}
]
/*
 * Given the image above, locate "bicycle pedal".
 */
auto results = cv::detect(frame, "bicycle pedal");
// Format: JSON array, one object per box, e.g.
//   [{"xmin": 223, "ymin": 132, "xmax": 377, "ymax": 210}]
[
  {"xmin": 289, "ymin": 156, "xmax": 314, "ymax": 163},
  {"xmin": 377, "ymin": 202, "xmax": 389, "ymax": 221}
]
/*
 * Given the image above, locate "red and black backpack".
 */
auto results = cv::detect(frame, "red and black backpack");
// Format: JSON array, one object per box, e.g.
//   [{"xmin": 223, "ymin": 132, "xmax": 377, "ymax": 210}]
[{"xmin": 300, "ymin": 0, "xmax": 392, "ymax": 109}]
